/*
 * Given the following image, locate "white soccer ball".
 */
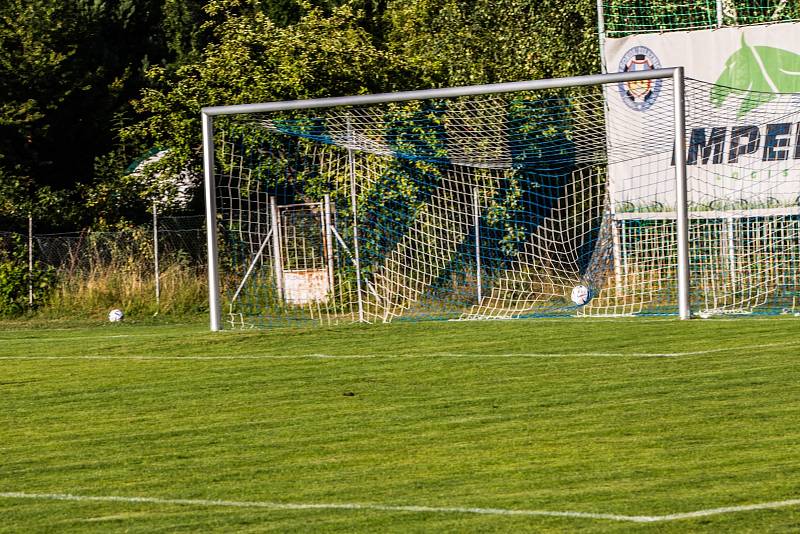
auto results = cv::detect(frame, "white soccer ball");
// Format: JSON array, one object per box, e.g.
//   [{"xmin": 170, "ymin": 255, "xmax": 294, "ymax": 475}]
[
  {"xmin": 108, "ymin": 308, "xmax": 124, "ymax": 322},
  {"xmin": 570, "ymin": 285, "xmax": 591, "ymax": 306}
]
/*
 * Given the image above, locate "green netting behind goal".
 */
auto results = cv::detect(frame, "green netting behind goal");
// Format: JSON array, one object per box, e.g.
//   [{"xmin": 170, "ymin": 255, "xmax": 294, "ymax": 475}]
[{"xmin": 602, "ymin": 0, "xmax": 800, "ymax": 37}]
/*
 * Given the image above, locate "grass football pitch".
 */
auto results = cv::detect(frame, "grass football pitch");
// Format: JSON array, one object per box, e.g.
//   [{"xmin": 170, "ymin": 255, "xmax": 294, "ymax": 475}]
[{"xmin": 1, "ymin": 317, "xmax": 800, "ymax": 532}]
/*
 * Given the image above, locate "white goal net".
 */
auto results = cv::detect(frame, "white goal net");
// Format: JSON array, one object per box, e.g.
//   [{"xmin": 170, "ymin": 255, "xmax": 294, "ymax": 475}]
[{"xmin": 201, "ymin": 68, "xmax": 800, "ymax": 329}]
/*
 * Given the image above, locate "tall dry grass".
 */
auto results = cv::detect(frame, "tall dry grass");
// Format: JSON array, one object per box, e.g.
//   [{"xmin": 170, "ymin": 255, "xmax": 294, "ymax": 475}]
[
  {"xmin": 33, "ymin": 227, "xmax": 208, "ymax": 320},
  {"xmin": 44, "ymin": 262, "xmax": 208, "ymax": 320}
]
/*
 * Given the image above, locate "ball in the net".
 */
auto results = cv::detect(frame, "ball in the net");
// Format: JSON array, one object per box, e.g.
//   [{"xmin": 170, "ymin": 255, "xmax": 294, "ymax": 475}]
[{"xmin": 571, "ymin": 285, "xmax": 591, "ymax": 306}]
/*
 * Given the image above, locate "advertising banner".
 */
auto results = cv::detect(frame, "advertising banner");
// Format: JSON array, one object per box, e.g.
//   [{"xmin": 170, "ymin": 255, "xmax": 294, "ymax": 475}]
[{"xmin": 604, "ymin": 23, "xmax": 800, "ymax": 215}]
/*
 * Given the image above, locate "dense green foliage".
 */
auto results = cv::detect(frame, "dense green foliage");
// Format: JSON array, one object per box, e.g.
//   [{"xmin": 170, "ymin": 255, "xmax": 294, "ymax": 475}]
[
  {"xmin": 0, "ymin": 0, "xmax": 169, "ymax": 228},
  {"xmin": 2, "ymin": 317, "xmax": 800, "ymax": 531},
  {"xmin": 0, "ymin": 234, "xmax": 55, "ymax": 316},
  {"xmin": 0, "ymin": 0, "xmax": 601, "ymax": 232},
  {"xmin": 2, "ymin": 0, "xmax": 798, "ymax": 232},
  {"xmin": 388, "ymin": 0, "xmax": 598, "ymax": 86}
]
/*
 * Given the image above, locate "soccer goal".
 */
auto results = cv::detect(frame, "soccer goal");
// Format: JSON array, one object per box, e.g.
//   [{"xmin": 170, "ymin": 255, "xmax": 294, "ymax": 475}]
[{"xmin": 200, "ymin": 67, "xmax": 799, "ymax": 330}]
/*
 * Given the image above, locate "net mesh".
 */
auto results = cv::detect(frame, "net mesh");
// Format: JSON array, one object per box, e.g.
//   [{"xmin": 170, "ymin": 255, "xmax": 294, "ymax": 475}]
[
  {"xmin": 215, "ymin": 75, "xmax": 800, "ymax": 328},
  {"xmin": 684, "ymin": 80, "xmax": 800, "ymax": 315},
  {"xmin": 602, "ymin": 0, "xmax": 800, "ymax": 36}
]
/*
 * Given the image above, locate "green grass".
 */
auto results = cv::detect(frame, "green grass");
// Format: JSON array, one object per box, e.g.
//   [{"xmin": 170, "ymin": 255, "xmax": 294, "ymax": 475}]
[{"xmin": 1, "ymin": 317, "xmax": 800, "ymax": 532}]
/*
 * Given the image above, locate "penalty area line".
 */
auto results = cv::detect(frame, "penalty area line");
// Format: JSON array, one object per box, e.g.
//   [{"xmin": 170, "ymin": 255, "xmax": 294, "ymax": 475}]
[{"xmin": 1, "ymin": 492, "xmax": 799, "ymax": 523}]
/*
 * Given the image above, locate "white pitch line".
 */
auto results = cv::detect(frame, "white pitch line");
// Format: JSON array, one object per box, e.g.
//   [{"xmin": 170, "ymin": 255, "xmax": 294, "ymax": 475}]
[
  {"xmin": 1, "ymin": 491, "xmax": 799, "ymax": 523},
  {"xmin": 0, "ymin": 354, "xmax": 688, "ymax": 360},
  {"xmin": 1, "ymin": 340, "xmax": 799, "ymax": 361}
]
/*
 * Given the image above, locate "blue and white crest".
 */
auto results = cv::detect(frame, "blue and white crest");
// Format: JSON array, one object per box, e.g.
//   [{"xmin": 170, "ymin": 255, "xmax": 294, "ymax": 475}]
[{"xmin": 617, "ymin": 46, "xmax": 662, "ymax": 111}]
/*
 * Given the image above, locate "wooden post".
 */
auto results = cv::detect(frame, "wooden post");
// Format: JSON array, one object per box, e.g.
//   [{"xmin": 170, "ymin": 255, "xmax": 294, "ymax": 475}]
[
  {"xmin": 324, "ymin": 195, "xmax": 335, "ymax": 293},
  {"xmin": 270, "ymin": 196, "xmax": 284, "ymax": 301}
]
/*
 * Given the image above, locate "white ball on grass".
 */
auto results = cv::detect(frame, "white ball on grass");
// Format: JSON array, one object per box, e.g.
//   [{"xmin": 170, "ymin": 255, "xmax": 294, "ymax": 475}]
[
  {"xmin": 570, "ymin": 285, "xmax": 591, "ymax": 306},
  {"xmin": 108, "ymin": 308, "xmax": 124, "ymax": 322}
]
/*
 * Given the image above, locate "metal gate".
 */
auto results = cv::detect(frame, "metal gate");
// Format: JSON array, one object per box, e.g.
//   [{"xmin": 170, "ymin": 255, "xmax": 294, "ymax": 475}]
[{"xmin": 272, "ymin": 198, "xmax": 335, "ymax": 305}]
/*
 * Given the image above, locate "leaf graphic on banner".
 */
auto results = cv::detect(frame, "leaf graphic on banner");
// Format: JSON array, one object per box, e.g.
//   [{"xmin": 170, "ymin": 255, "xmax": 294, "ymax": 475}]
[{"xmin": 711, "ymin": 35, "xmax": 800, "ymax": 117}]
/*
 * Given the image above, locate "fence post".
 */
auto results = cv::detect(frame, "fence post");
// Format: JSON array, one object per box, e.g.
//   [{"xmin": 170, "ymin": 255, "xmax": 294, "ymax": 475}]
[
  {"xmin": 596, "ymin": 0, "xmax": 608, "ymax": 73},
  {"xmin": 153, "ymin": 201, "xmax": 160, "ymax": 311},
  {"xmin": 28, "ymin": 213, "xmax": 33, "ymax": 307}
]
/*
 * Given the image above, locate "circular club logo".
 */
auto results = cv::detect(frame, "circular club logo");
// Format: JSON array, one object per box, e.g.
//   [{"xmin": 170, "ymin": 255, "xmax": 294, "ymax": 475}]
[{"xmin": 617, "ymin": 46, "xmax": 662, "ymax": 111}]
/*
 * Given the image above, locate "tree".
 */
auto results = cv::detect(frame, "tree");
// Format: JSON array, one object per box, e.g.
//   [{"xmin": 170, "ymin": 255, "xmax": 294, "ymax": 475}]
[
  {"xmin": 385, "ymin": 0, "xmax": 600, "ymax": 87},
  {"xmin": 0, "ymin": 0, "xmax": 170, "ymax": 230},
  {"xmin": 125, "ymin": 0, "xmax": 413, "ymax": 187},
  {"xmin": 0, "ymin": 0, "xmax": 606, "ymax": 231},
  {"xmin": 162, "ymin": 0, "xmax": 208, "ymax": 64}
]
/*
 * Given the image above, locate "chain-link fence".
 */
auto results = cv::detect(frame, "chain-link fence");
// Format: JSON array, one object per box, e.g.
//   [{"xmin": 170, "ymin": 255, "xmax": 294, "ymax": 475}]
[
  {"xmin": 32, "ymin": 215, "xmax": 206, "ymax": 274},
  {"xmin": 0, "ymin": 215, "xmax": 208, "ymax": 316}
]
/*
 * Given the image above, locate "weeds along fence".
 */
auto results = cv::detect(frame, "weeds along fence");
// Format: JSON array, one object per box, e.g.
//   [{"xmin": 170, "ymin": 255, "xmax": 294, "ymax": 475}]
[{"xmin": 0, "ymin": 215, "xmax": 208, "ymax": 318}]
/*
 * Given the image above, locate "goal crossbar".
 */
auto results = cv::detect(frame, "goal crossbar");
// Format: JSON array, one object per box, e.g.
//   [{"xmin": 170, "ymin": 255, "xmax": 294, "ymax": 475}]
[{"xmin": 201, "ymin": 69, "xmax": 680, "ymax": 117}]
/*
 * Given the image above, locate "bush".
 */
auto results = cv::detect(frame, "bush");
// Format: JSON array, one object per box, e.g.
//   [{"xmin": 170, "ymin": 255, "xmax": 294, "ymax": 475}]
[{"xmin": 0, "ymin": 234, "xmax": 56, "ymax": 317}]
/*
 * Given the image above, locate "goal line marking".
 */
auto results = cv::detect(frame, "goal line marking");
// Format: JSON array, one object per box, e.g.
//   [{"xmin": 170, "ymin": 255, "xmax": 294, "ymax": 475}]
[
  {"xmin": 1, "ymin": 340, "xmax": 799, "ymax": 360},
  {"xmin": 1, "ymin": 491, "xmax": 799, "ymax": 523}
]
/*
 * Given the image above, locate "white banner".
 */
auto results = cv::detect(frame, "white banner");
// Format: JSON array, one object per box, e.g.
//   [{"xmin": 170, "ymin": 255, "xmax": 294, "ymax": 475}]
[{"xmin": 604, "ymin": 23, "xmax": 800, "ymax": 214}]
